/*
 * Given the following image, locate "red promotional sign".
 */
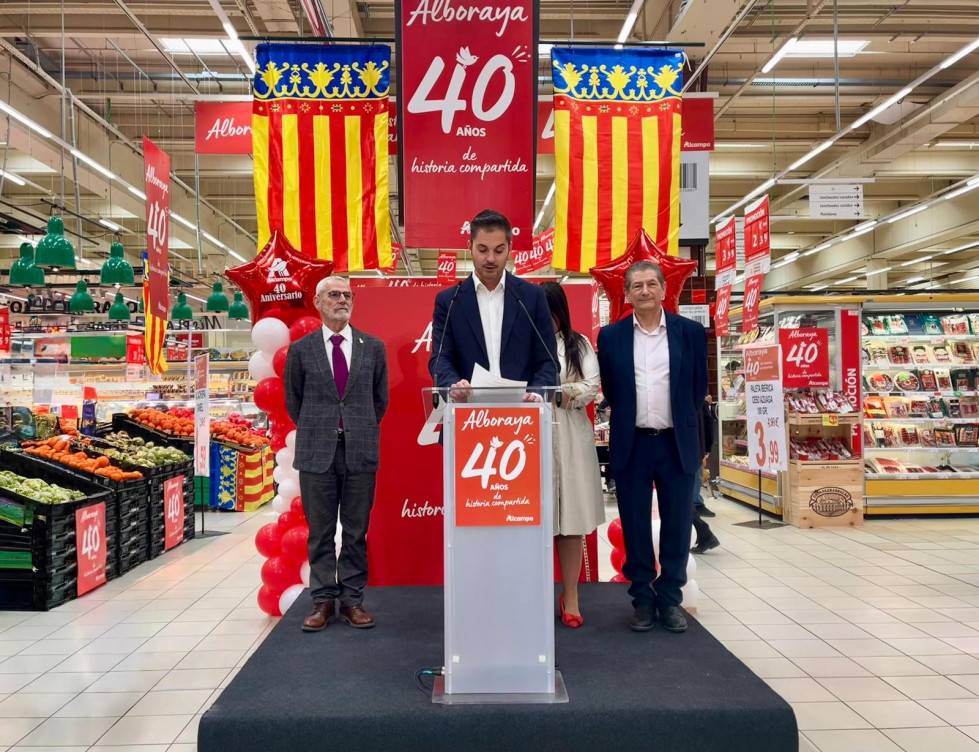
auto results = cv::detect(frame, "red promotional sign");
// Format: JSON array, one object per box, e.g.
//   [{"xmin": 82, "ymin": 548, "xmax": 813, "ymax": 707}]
[
  {"xmin": 537, "ymin": 98, "xmax": 554, "ymax": 155},
  {"xmin": 163, "ymin": 475, "xmax": 185, "ymax": 551},
  {"xmin": 743, "ymin": 195, "xmax": 771, "ymax": 276},
  {"xmin": 436, "ymin": 251, "xmax": 457, "ymax": 284},
  {"xmin": 514, "ymin": 228, "xmax": 554, "ymax": 275},
  {"xmin": 388, "ymin": 101, "xmax": 398, "ymax": 156},
  {"xmin": 0, "ymin": 306, "xmax": 9, "ymax": 353},
  {"xmin": 194, "ymin": 101, "xmax": 253, "ymax": 154},
  {"xmin": 398, "ymin": 0, "xmax": 536, "ymax": 250},
  {"xmin": 840, "ymin": 309, "xmax": 862, "ymax": 455},
  {"xmin": 742, "ymin": 274, "xmax": 764, "ymax": 334},
  {"xmin": 680, "ymin": 97, "xmax": 715, "ymax": 151},
  {"xmin": 126, "ymin": 335, "xmax": 146, "ymax": 365},
  {"xmin": 142, "ymin": 137, "xmax": 170, "ymax": 320},
  {"xmin": 454, "ymin": 406, "xmax": 541, "ymax": 527},
  {"xmin": 714, "ymin": 286, "xmax": 732, "ymax": 337},
  {"xmin": 714, "ymin": 216, "xmax": 737, "ymax": 290},
  {"xmin": 779, "ymin": 328, "xmax": 830, "ymax": 388},
  {"xmin": 76, "ymin": 503, "xmax": 107, "ymax": 595}
]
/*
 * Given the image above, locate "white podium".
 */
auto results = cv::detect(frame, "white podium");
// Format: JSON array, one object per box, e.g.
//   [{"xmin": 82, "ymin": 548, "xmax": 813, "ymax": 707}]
[{"xmin": 425, "ymin": 387, "xmax": 567, "ymax": 704}]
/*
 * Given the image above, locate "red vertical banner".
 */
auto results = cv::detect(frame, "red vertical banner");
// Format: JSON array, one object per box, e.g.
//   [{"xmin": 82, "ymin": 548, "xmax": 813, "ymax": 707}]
[
  {"xmin": 142, "ymin": 137, "xmax": 170, "ymax": 321},
  {"xmin": 743, "ymin": 195, "xmax": 771, "ymax": 277},
  {"xmin": 163, "ymin": 476, "xmax": 185, "ymax": 551},
  {"xmin": 0, "ymin": 306, "xmax": 10, "ymax": 353},
  {"xmin": 840, "ymin": 309, "xmax": 863, "ymax": 455},
  {"xmin": 436, "ymin": 252, "xmax": 457, "ymax": 284},
  {"xmin": 398, "ymin": 0, "xmax": 536, "ymax": 250},
  {"xmin": 76, "ymin": 503, "xmax": 107, "ymax": 595},
  {"xmin": 714, "ymin": 216, "xmax": 737, "ymax": 336},
  {"xmin": 742, "ymin": 274, "xmax": 763, "ymax": 334},
  {"xmin": 537, "ymin": 98, "xmax": 554, "ymax": 155},
  {"xmin": 714, "ymin": 287, "xmax": 732, "ymax": 338},
  {"xmin": 387, "ymin": 101, "xmax": 398, "ymax": 156}
]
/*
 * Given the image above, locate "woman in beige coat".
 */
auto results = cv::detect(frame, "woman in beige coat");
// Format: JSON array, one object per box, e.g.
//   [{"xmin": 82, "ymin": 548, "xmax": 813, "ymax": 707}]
[{"xmin": 542, "ymin": 282, "xmax": 605, "ymax": 628}]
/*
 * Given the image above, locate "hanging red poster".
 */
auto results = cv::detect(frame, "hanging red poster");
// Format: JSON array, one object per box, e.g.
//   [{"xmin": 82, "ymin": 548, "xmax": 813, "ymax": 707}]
[
  {"xmin": 779, "ymin": 328, "xmax": 830, "ymax": 388},
  {"xmin": 76, "ymin": 503, "xmax": 107, "ymax": 595},
  {"xmin": 743, "ymin": 195, "xmax": 771, "ymax": 277},
  {"xmin": 388, "ymin": 101, "xmax": 398, "ymax": 156},
  {"xmin": 714, "ymin": 286, "xmax": 732, "ymax": 337},
  {"xmin": 142, "ymin": 137, "xmax": 170, "ymax": 321},
  {"xmin": 398, "ymin": 0, "xmax": 536, "ymax": 250},
  {"xmin": 537, "ymin": 98, "xmax": 554, "ymax": 155},
  {"xmin": 840, "ymin": 309, "xmax": 863, "ymax": 454},
  {"xmin": 0, "ymin": 306, "xmax": 9, "ymax": 353},
  {"xmin": 436, "ymin": 251, "xmax": 457, "ymax": 284},
  {"xmin": 514, "ymin": 228, "xmax": 554, "ymax": 275},
  {"xmin": 163, "ymin": 475, "xmax": 185, "ymax": 551},
  {"xmin": 194, "ymin": 102, "xmax": 253, "ymax": 155},
  {"xmin": 742, "ymin": 274, "xmax": 763, "ymax": 334},
  {"xmin": 714, "ymin": 216, "xmax": 737, "ymax": 290}
]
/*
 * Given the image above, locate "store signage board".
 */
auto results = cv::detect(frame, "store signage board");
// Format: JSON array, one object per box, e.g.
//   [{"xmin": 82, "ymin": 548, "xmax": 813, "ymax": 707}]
[
  {"xmin": 840, "ymin": 309, "xmax": 863, "ymax": 454},
  {"xmin": 714, "ymin": 287, "xmax": 732, "ymax": 337},
  {"xmin": 194, "ymin": 101, "xmax": 253, "ymax": 155},
  {"xmin": 194, "ymin": 353, "xmax": 210, "ymax": 477},
  {"xmin": 779, "ymin": 328, "xmax": 830, "ymax": 388},
  {"xmin": 142, "ymin": 137, "xmax": 170, "ymax": 320},
  {"xmin": 743, "ymin": 194, "xmax": 771, "ymax": 277},
  {"xmin": 679, "ymin": 304, "xmax": 710, "ymax": 328},
  {"xmin": 76, "ymin": 502, "xmax": 107, "ymax": 596},
  {"xmin": 679, "ymin": 151, "xmax": 710, "ymax": 245},
  {"xmin": 163, "ymin": 476, "xmax": 186, "ymax": 550},
  {"xmin": 453, "ymin": 406, "xmax": 542, "ymax": 527},
  {"xmin": 436, "ymin": 251, "xmax": 457, "ymax": 284},
  {"xmin": 680, "ymin": 96, "xmax": 715, "ymax": 151},
  {"xmin": 742, "ymin": 274, "xmax": 764, "ymax": 334},
  {"xmin": 0, "ymin": 306, "xmax": 10, "ymax": 353},
  {"xmin": 809, "ymin": 183, "xmax": 864, "ymax": 219},
  {"xmin": 126, "ymin": 335, "xmax": 146, "ymax": 382},
  {"xmin": 398, "ymin": 0, "xmax": 536, "ymax": 250},
  {"xmin": 537, "ymin": 98, "xmax": 554, "ymax": 155},
  {"xmin": 744, "ymin": 343, "xmax": 787, "ymax": 473},
  {"xmin": 514, "ymin": 228, "xmax": 554, "ymax": 275},
  {"xmin": 714, "ymin": 216, "xmax": 737, "ymax": 290}
]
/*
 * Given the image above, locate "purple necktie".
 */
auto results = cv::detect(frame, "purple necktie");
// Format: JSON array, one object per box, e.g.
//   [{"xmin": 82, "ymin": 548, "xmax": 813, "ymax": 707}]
[{"xmin": 331, "ymin": 334, "xmax": 348, "ymax": 397}]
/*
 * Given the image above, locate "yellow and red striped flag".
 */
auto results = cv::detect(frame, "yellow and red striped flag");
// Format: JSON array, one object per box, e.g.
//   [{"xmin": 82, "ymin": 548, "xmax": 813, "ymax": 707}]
[
  {"xmin": 252, "ymin": 43, "xmax": 392, "ymax": 272},
  {"xmin": 550, "ymin": 47, "xmax": 684, "ymax": 271},
  {"xmin": 142, "ymin": 251, "xmax": 167, "ymax": 375}
]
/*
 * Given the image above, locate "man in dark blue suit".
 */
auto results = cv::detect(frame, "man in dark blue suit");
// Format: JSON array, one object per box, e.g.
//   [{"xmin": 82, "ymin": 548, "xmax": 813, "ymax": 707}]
[
  {"xmin": 597, "ymin": 260, "xmax": 708, "ymax": 633},
  {"xmin": 430, "ymin": 210, "xmax": 558, "ymax": 399}
]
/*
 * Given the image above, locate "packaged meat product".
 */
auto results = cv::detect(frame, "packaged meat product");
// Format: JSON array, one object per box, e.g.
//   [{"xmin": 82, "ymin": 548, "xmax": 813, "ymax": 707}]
[
  {"xmin": 866, "ymin": 316, "xmax": 888, "ymax": 335},
  {"xmin": 952, "ymin": 341, "xmax": 976, "ymax": 364},
  {"xmin": 893, "ymin": 370, "xmax": 921, "ymax": 392},
  {"xmin": 950, "ymin": 369, "xmax": 974, "ymax": 391},
  {"xmin": 886, "ymin": 315, "xmax": 909, "ymax": 334},
  {"xmin": 882, "ymin": 397, "xmax": 909, "ymax": 418},
  {"xmin": 972, "ymin": 343, "xmax": 979, "ymax": 363},
  {"xmin": 864, "ymin": 396, "xmax": 887, "ymax": 418},
  {"xmin": 868, "ymin": 372, "xmax": 896, "ymax": 392},
  {"xmin": 871, "ymin": 457, "xmax": 908, "ymax": 474},
  {"xmin": 911, "ymin": 345, "xmax": 932, "ymax": 365},
  {"xmin": 935, "ymin": 369, "xmax": 953, "ymax": 390},
  {"xmin": 899, "ymin": 425, "xmax": 920, "ymax": 446},
  {"xmin": 960, "ymin": 397, "xmax": 979, "ymax": 418},
  {"xmin": 954, "ymin": 424, "xmax": 978, "ymax": 447},
  {"xmin": 868, "ymin": 345, "xmax": 890, "ymax": 365},
  {"xmin": 861, "ymin": 320, "xmax": 870, "ymax": 336},
  {"xmin": 919, "ymin": 369, "xmax": 938, "ymax": 391},
  {"xmin": 920, "ymin": 428, "xmax": 937, "ymax": 447},
  {"xmin": 908, "ymin": 398, "xmax": 929, "ymax": 418},
  {"xmin": 863, "ymin": 424, "xmax": 876, "ymax": 446},
  {"xmin": 926, "ymin": 397, "xmax": 946, "ymax": 418},
  {"xmin": 969, "ymin": 313, "xmax": 979, "ymax": 335},
  {"xmin": 941, "ymin": 314, "xmax": 970, "ymax": 335},
  {"xmin": 944, "ymin": 398, "xmax": 962, "ymax": 418},
  {"xmin": 934, "ymin": 428, "xmax": 956, "ymax": 447},
  {"xmin": 862, "ymin": 347, "xmax": 871, "ymax": 366},
  {"xmin": 889, "ymin": 345, "xmax": 912, "ymax": 364},
  {"xmin": 933, "ymin": 344, "xmax": 954, "ymax": 364},
  {"xmin": 921, "ymin": 315, "xmax": 943, "ymax": 335},
  {"xmin": 882, "ymin": 425, "xmax": 901, "ymax": 447}
]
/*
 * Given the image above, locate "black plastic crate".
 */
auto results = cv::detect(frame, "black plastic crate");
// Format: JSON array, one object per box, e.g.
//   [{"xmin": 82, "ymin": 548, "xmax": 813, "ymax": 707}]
[{"xmin": 109, "ymin": 414, "xmax": 194, "ymax": 456}]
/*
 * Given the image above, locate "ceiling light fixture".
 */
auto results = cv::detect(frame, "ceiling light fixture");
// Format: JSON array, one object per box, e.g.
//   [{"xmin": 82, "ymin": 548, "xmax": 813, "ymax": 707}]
[
  {"xmin": 788, "ymin": 139, "xmax": 834, "ymax": 171},
  {"xmin": 70, "ymin": 149, "xmax": 119, "ymax": 181},
  {"xmin": 835, "ymin": 275, "xmax": 859, "ymax": 285},
  {"xmin": 616, "ymin": 0, "xmax": 644, "ymax": 44},
  {"xmin": 0, "ymin": 99, "xmax": 54, "ymax": 140},
  {"xmin": 783, "ymin": 251, "xmax": 800, "ymax": 262},
  {"xmin": 901, "ymin": 254, "xmax": 933, "ymax": 266},
  {"xmin": 851, "ymin": 87, "xmax": 914, "ymax": 130},
  {"xmin": 863, "ymin": 266, "xmax": 893, "ymax": 276},
  {"xmin": 171, "ymin": 213, "xmax": 197, "ymax": 230},
  {"xmin": 886, "ymin": 204, "xmax": 928, "ymax": 224},
  {"xmin": 783, "ymin": 39, "xmax": 869, "ymax": 58},
  {"xmin": 942, "ymin": 240, "xmax": 979, "ymax": 255},
  {"xmin": 904, "ymin": 276, "xmax": 924, "ymax": 284},
  {"xmin": 99, "ymin": 218, "xmax": 121, "ymax": 232},
  {"xmin": 0, "ymin": 168, "xmax": 26, "ymax": 186},
  {"xmin": 761, "ymin": 37, "xmax": 798, "ymax": 73},
  {"xmin": 939, "ymin": 37, "xmax": 979, "ymax": 69},
  {"xmin": 128, "ymin": 185, "xmax": 147, "ymax": 200},
  {"xmin": 534, "ymin": 182, "xmax": 557, "ymax": 231}
]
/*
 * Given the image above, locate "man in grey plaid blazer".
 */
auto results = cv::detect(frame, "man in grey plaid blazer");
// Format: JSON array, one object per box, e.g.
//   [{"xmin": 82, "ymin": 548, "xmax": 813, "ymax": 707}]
[{"xmin": 284, "ymin": 276, "xmax": 389, "ymax": 632}]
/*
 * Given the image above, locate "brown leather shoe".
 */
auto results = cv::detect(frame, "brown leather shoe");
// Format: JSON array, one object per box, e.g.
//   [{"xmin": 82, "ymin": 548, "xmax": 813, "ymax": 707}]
[
  {"xmin": 339, "ymin": 604, "xmax": 375, "ymax": 629},
  {"xmin": 301, "ymin": 601, "xmax": 336, "ymax": 632}
]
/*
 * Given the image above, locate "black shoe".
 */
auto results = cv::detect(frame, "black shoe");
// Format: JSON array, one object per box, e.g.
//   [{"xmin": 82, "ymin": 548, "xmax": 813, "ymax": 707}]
[
  {"xmin": 697, "ymin": 505, "xmax": 716, "ymax": 517},
  {"xmin": 629, "ymin": 603, "xmax": 655, "ymax": 632},
  {"xmin": 658, "ymin": 605, "xmax": 688, "ymax": 633},
  {"xmin": 691, "ymin": 534, "xmax": 720, "ymax": 554}
]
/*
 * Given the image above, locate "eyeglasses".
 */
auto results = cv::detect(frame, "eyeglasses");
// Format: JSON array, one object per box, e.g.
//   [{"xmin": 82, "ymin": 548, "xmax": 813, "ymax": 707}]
[{"xmin": 324, "ymin": 290, "xmax": 354, "ymax": 301}]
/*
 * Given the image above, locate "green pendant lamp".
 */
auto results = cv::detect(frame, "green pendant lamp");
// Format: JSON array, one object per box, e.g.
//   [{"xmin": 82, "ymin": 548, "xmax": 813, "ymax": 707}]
[
  {"xmin": 206, "ymin": 281, "xmax": 230, "ymax": 312},
  {"xmin": 68, "ymin": 280, "xmax": 95, "ymax": 313},
  {"xmin": 100, "ymin": 242, "xmax": 135, "ymax": 285},
  {"xmin": 34, "ymin": 216, "xmax": 76, "ymax": 269},
  {"xmin": 228, "ymin": 290, "xmax": 250, "ymax": 320},
  {"xmin": 171, "ymin": 292, "xmax": 194, "ymax": 321},
  {"xmin": 108, "ymin": 292, "xmax": 131, "ymax": 321},
  {"xmin": 138, "ymin": 295, "xmax": 144, "ymax": 313},
  {"xmin": 9, "ymin": 242, "xmax": 45, "ymax": 286}
]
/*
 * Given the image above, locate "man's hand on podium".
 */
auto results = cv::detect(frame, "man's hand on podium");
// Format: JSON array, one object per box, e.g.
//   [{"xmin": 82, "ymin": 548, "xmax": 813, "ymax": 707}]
[
  {"xmin": 523, "ymin": 392, "xmax": 543, "ymax": 403},
  {"xmin": 450, "ymin": 379, "xmax": 473, "ymax": 401}
]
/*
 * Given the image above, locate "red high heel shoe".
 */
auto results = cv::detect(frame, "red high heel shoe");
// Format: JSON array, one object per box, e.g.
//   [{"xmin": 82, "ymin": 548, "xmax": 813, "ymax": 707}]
[{"xmin": 559, "ymin": 594, "xmax": 583, "ymax": 629}]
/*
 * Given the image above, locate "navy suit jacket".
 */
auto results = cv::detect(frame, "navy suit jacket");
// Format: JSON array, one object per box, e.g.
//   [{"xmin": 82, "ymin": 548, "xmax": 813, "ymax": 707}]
[
  {"xmin": 597, "ymin": 311, "xmax": 708, "ymax": 476},
  {"xmin": 429, "ymin": 272, "xmax": 558, "ymax": 390}
]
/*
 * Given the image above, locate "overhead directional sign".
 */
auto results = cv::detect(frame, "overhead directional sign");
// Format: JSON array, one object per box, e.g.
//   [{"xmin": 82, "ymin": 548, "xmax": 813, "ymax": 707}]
[{"xmin": 809, "ymin": 183, "xmax": 864, "ymax": 219}]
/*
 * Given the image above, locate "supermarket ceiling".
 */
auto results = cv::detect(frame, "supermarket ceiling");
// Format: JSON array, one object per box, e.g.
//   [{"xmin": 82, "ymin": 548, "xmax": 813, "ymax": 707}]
[{"xmin": 1, "ymin": 0, "xmax": 979, "ymax": 296}]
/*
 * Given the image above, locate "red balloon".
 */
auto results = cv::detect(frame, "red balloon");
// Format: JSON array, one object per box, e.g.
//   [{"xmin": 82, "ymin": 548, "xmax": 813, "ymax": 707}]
[
  {"xmin": 270, "ymin": 432, "xmax": 287, "ymax": 452},
  {"xmin": 607, "ymin": 518, "xmax": 624, "ymax": 550},
  {"xmin": 257, "ymin": 585, "xmax": 282, "ymax": 617},
  {"xmin": 610, "ymin": 546, "xmax": 626, "ymax": 575},
  {"xmin": 254, "ymin": 523, "xmax": 284, "ymax": 558},
  {"xmin": 254, "ymin": 377, "xmax": 286, "ymax": 414},
  {"xmin": 226, "ymin": 230, "xmax": 335, "ymax": 321},
  {"xmin": 610, "ymin": 573, "xmax": 629, "ymax": 583},
  {"xmin": 272, "ymin": 345, "xmax": 290, "ymax": 379},
  {"xmin": 290, "ymin": 316, "xmax": 322, "ymax": 342},
  {"xmin": 290, "ymin": 496, "xmax": 304, "ymax": 514},
  {"xmin": 281, "ymin": 524, "xmax": 309, "ymax": 564},
  {"xmin": 277, "ymin": 511, "xmax": 294, "ymax": 529},
  {"xmin": 261, "ymin": 555, "xmax": 301, "ymax": 592},
  {"xmin": 589, "ymin": 228, "xmax": 699, "ymax": 322}
]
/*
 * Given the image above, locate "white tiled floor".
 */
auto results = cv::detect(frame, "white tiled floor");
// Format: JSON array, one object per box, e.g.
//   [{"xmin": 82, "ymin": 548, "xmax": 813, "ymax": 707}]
[{"xmin": 1, "ymin": 495, "xmax": 978, "ymax": 752}]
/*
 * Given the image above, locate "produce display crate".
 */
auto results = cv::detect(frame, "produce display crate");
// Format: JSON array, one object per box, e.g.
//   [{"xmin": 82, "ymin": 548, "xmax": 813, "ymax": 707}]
[
  {"xmin": 109, "ymin": 414, "xmax": 194, "ymax": 456},
  {"xmin": 209, "ymin": 442, "xmax": 274, "ymax": 512},
  {"xmin": 0, "ymin": 451, "xmax": 118, "ymax": 611}
]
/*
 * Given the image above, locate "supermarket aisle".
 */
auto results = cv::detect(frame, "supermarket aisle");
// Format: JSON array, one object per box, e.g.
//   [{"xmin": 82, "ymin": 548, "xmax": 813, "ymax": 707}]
[{"xmin": 0, "ymin": 501, "xmax": 978, "ymax": 752}]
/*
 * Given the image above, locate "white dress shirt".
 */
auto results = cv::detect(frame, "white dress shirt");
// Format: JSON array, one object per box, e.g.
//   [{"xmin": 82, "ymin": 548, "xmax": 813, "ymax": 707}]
[
  {"xmin": 633, "ymin": 314, "xmax": 672, "ymax": 429},
  {"xmin": 474, "ymin": 274, "xmax": 506, "ymax": 377},
  {"xmin": 322, "ymin": 324, "xmax": 353, "ymax": 377}
]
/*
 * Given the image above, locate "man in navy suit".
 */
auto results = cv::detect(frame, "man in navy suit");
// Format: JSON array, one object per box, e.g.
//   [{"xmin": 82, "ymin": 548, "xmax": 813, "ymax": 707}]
[
  {"xmin": 597, "ymin": 260, "xmax": 708, "ymax": 633},
  {"xmin": 430, "ymin": 210, "xmax": 558, "ymax": 399}
]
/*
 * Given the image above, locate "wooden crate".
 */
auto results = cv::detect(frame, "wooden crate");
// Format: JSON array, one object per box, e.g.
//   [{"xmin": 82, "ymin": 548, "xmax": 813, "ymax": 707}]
[{"xmin": 783, "ymin": 459, "xmax": 864, "ymax": 529}]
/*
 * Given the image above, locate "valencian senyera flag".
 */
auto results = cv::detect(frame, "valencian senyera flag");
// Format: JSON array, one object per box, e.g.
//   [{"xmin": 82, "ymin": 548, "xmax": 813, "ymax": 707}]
[
  {"xmin": 252, "ymin": 43, "xmax": 392, "ymax": 272},
  {"xmin": 141, "ymin": 251, "xmax": 167, "ymax": 375},
  {"xmin": 551, "ymin": 47, "xmax": 684, "ymax": 271}
]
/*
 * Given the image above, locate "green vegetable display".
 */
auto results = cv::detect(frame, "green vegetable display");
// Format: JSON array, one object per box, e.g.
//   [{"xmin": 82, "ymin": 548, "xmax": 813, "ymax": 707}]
[
  {"xmin": 0, "ymin": 470, "xmax": 86, "ymax": 504},
  {"xmin": 88, "ymin": 433, "xmax": 190, "ymax": 469}
]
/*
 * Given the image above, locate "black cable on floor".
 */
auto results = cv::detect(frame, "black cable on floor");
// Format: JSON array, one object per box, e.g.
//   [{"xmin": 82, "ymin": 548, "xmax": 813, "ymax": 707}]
[{"xmin": 413, "ymin": 667, "xmax": 442, "ymax": 696}]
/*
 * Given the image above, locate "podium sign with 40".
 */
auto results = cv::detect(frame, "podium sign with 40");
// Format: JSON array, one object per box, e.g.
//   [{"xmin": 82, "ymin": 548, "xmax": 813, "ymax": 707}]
[
  {"xmin": 76, "ymin": 503, "xmax": 107, "ymax": 596},
  {"xmin": 164, "ymin": 476, "xmax": 186, "ymax": 551}
]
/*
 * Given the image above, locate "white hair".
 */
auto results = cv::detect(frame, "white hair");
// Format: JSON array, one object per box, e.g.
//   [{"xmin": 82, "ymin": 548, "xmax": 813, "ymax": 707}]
[{"xmin": 315, "ymin": 276, "xmax": 350, "ymax": 296}]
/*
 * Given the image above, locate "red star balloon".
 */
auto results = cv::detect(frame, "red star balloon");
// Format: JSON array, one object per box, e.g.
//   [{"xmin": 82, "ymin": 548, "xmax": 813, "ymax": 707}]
[
  {"xmin": 589, "ymin": 228, "xmax": 699, "ymax": 322},
  {"xmin": 226, "ymin": 230, "xmax": 334, "ymax": 322}
]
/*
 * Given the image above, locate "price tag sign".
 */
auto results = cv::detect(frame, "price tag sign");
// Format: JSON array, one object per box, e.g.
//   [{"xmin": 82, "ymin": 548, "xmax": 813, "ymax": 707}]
[
  {"xmin": 744, "ymin": 344, "xmax": 787, "ymax": 473},
  {"xmin": 742, "ymin": 273, "xmax": 764, "ymax": 334},
  {"xmin": 163, "ymin": 475, "xmax": 186, "ymax": 550},
  {"xmin": 822, "ymin": 414, "xmax": 839, "ymax": 427},
  {"xmin": 126, "ymin": 335, "xmax": 146, "ymax": 382},
  {"xmin": 743, "ymin": 194, "xmax": 771, "ymax": 277},
  {"xmin": 779, "ymin": 328, "xmax": 830, "ymax": 388},
  {"xmin": 714, "ymin": 216, "xmax": 737, "ymax": 290},
  {"xmin": 454, "ymin": 406, "xmax": 541, "ymax": 527},
  {"xmin": 194, "ymin": 353, "xmax": 210, "ymax": 477},
  {"xmin": 76, "ymin": 502, "xmax": 107, "ymax": 595}
]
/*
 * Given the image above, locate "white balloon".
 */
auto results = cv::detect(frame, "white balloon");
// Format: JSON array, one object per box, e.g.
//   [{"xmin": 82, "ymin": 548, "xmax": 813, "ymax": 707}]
[
  {"xmin": 248, "ymin": 350, "xmax": 276, "ymax": 382},
  {"xmin": 278, "ymin": 584, "xmax": 305, "ymax": 615},
  {"xmin": 681, "ymin": 579, "xmax": 699, "ymax": 609},
  {"xmin": 686, "ymin": 553, "xmax": 698, "ymax": 581},
  {"xmin": 272, "ymin": 464, "xmax": 293, "ymax": 485},
  {"xmin": 251, "ymin": 317, "xmax": 290, "ymax": 356},
  {"xmin": 271, "ymin": 494, "xmax": 289, "ymax": 515},
  {"xmin": 285, "ymin": 430, "xmax": 297, "ymax": 452},
  {"xmin": 278, "ymin": 477, "xmax": 300, "ymax": 502},
  {"xmin": 300, "ymin": 561, "xmax": 311, "ymax": 587},
  {"xmin": 275, "ymin": 447, "xmax": 295, "ymax": 470}
]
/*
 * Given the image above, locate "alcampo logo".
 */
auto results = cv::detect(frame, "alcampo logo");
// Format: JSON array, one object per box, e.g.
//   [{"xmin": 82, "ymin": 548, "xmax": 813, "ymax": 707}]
[
  {"xmin": 809, "ymin": 487, "xmax": 854, "ymax": 517},
  {"xmin": 266, "ymin": 258, "xmax": 290, "ymax": 283}
]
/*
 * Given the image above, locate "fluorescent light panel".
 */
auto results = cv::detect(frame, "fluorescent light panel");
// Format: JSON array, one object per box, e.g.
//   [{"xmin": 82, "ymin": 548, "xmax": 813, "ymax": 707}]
[
  {"xmin": 886, "ymin": 204, "xmax": 928, "ymax": 223},
  {"xmin": 0, "ymin": 168, "xmax": 26, "ymax": 186},
  {"xmin": 0, "ymin": 99, "xmax": 54, "ymax": 140},
  {"xmin": 904, "ymin": 276, "xmax": 924, "ymax": 284},
  {"xmin": 784, "ymin": 39, "xmax": 869, "ymax": 57},
  {"xmin": 161, "ymin": 37, "xmax": 230, "ymax": 55},
  {"xmin": 762, "ymin": 37, "xmax": 798, "ymax": 73},
  {"xmin": 901, "ymin": 254, "xmax": 934, "ymax": 266},
  {"xmin": 940, "ymin": 37, "xmax": 979, "ymax": 69},
  {"xmin": 851, "ymin": 86, "xmax": 913, "ymax": 130},
  {"xmin": 99, "ymin": 218, "xmax": 121, "ymax": 232}
]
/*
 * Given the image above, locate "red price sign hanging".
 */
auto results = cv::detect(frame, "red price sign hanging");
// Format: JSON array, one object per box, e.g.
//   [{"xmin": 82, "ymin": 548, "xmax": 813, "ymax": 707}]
[
  {"xmin": 743, "ymin": 194, "xmax": 770, "ymax": 277},
  {"xmin": 742, "ymin": 274, "xmax": 764, "ymax": 334},
  {"xmin": 436, "ymin": 251, "xmax": 457, "ymax": 284},
  {"xmin": 142, "ymin": 137, "xmax": 171, "ymax": 320},
  {"xmin": 714, "ymin": 286, "xmax": 732, "ymax": 337},
  {"xmin": 778, "ymin": 328, "xmax": 830, "ymax": 388},
  {"xmin": 163, "ymin": 475, "xmax": 186, "ymax": 551},
  {"xmin": 76, "ymin": 503, "xmax": 107, "ymax": 595},
  {"xmin": 714, "ymin": 216, "xmax": 737, "ymax": 290},
  {"xmin": 398, "ymin": 0, "xmax": 536, "ymax": 250},
  {"xmin": 0, "ymin": 306, "xmax": 10, "ymax": 353},
  {"xmin": 454, "ymin": 406, "xmax": 541, "ymax": 527}
]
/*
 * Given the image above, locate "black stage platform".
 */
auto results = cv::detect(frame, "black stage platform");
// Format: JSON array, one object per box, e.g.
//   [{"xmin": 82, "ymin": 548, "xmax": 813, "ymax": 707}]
[{"xmin": 199, "ymin": 584, "xmax": 798, "ymax": 752}]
